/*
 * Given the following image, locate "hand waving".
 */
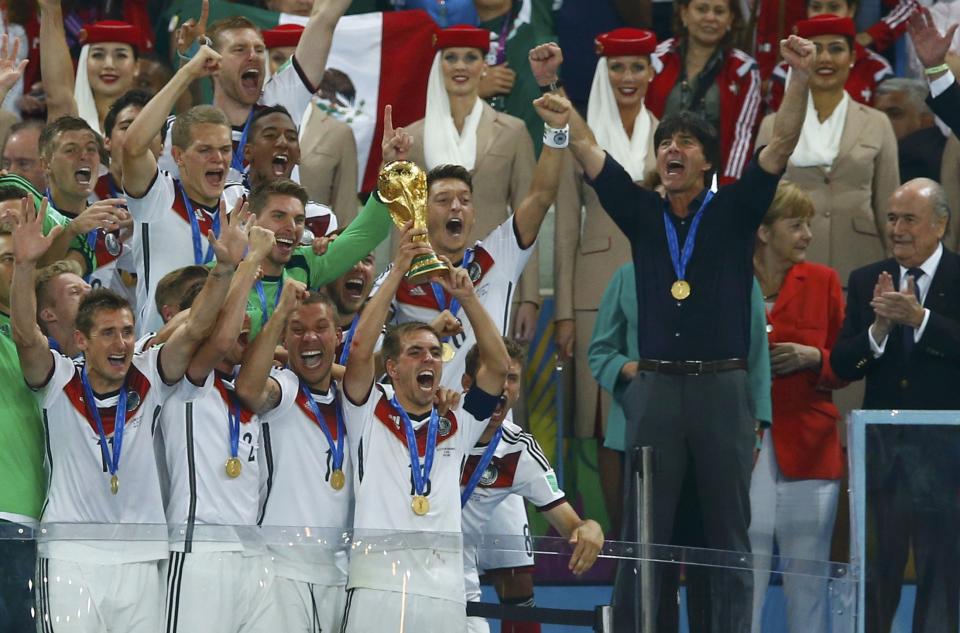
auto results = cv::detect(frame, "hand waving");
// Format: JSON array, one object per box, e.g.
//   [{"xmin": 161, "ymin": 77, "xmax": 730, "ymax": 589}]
[
  {"xmin": 0, "ymin": 34, "xmax": 27, "ymax": 97},
  {"xmin": 908, "ymin": 6, "xmax": 958, "ymax": 69},
  {"xmin": 12, "ymin": 197, "xmax": 62, "ymax": 265},
  {"xmin": 209, "ymin": 198, "xmax": 252, "ymax": 267}
]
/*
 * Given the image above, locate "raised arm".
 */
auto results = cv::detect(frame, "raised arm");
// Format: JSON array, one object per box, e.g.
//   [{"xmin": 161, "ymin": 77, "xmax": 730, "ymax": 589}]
[
  {"xmin": 38, "ymin": 0, "xmax": 78, "ymax": 122},
  {"xmin": 757, "ymin": 36, "xmax": 815, "ymax": 175},
  {"xmin": 186, "ymin": 226, "xmax": 276, "ymax": 383},
  {"xmin": 0, "ymin": 34, "xmax": 28, "ymax": 114},
  {"xmin": 158, "ymin": 200, "xmax": 250, "ymax": 383},
  {"xmin": 235, "ymin": 277, "xmax": 308, "ymax": 414},
  {"xmin": 294, "ymin": 0, "xmax": 352, "ymax": 90},
  {"xmin": 342, "ymin": 224, "xmax": 432, "ymax": 403},
  {"xmin": 513, "ymin": 93, "xmax": 570, "ymax": 249},
  {"xmin": 529, "ymin": 43, "xmax": 605, "ymax": 180},
  {"xmin": 10, "ymin": 198, "xmax": 62, "ymax": 387},
  {"xmin": 122, "ymin": 45, "xmax": 221, "ymax": 197}
]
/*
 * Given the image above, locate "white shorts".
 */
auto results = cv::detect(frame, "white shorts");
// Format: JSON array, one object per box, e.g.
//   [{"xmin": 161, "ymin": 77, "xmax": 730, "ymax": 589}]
[
  {"xmin": 36, "ymin": 557, "xmax": 163, "ymax": 633},
  {"xmin": 164, "ymin": 551, "xmax": 280, "ymax": 633},
  {"xmin": 477, "ymin": 494, "xmax": 534, "ymax": 573},
  {"xmin": 339, "ymin": 588, "xmax": 465, "ymax": 633},
  {"xmin": 466, "ymin": 615, "xmax": 491, "ymax": 633},
  {"xmin": 273, "ymin": 576, "xmax": 346, "ymax": 633}
]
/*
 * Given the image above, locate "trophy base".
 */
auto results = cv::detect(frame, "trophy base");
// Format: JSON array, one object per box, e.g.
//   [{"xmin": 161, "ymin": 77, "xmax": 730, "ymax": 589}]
[{"xmin": 406, "ymin": 254, "xmax": 449, "ymax": 285}]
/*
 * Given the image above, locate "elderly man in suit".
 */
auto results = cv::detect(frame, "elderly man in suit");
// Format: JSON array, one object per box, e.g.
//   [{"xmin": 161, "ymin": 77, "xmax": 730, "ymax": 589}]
[{"xmin": 831, "ymin": 177, "xmax": 960, "ymax": 633}]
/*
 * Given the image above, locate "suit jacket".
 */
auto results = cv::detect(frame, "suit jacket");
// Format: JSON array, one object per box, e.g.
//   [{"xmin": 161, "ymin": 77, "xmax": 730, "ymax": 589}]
[
  {"xmin": 927, "ymin": 80, "xmax": 960, "ymax": 141},
  {"xmin": 831, "ymin": 247, "xmax": 960, "ymax": 410},
  {"xmin": 406, "ymin": 102, "xmax": 540, "ymax": 304},
  {"xmin": 767, "ymin": 262, "xmax": 846, "ymax": 480},
  {"xmin": 298, "ymin": 110, "xmax": 360, "ymax": 225},
  {"xmin": 554, "ymin": 127, "xmax": 657, "ymax": 319},
  {"xmin": 757, "ymin": 102, "xmax": 900, "ymax": 285},
  {"xmin": 939, "ymin": 134, "xmax": 960, "ymax": 251}
]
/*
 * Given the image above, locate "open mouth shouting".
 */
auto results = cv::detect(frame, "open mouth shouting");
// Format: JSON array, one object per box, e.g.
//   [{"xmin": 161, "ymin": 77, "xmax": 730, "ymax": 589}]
[
  {"xmin": 75, "ymin": 167, "xmax": 93, "ymax": 186},
  {"xmin": 271, "ymin": 153, "xmax": 290, "ymax": 177},
  {"xmin": 274, "ymin": 234, "xmax": 295, "ymax": 257},
  {"xmin": 492, "ymin": 394, "xmax": 508, "ymax": 419},
  {"xmin": 445, "ymin": 217, "xmax": 464, "ymax": 238},
  {"xmin": 665, "ymin": 159, "xmax": 685, "ymax": 177},
  {"xmin": 416, "ymin": 369, "xmax": 436, "ymax": 392},
  {"xmin": 107, "ymin": 353, "xmax": 127, "ymax": 369},
  {"xmin": 300, "ymin": 348, "xmax": 325, "ymax": 369},
  {"xmin": 204, "ymin": 169, "xmax": 225, "ymax": 189},
  {"xmin": 343, "ymin": 275, "xmax": 366, "ymax": 301},
  {"xmin": 241, "ymin": 68, "xmax": 261, "ymax": 94}
]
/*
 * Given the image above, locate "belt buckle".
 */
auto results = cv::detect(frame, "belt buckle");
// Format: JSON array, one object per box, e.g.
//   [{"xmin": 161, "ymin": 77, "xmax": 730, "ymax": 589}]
[{"xmin": 693, "ymin": 360, "xmax": 704, "ymax": 374}]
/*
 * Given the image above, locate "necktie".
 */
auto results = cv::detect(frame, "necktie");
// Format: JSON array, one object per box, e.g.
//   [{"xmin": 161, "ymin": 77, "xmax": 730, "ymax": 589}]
[{"xmin": 902, "ymin": 267, "xmax": 924, "ymax": 356}]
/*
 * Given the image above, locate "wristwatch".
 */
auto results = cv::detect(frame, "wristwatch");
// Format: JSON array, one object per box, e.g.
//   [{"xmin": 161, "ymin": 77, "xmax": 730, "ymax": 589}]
[{"xmin": 538, "ymin": 79, "xmax": 563, "ymax": 94}]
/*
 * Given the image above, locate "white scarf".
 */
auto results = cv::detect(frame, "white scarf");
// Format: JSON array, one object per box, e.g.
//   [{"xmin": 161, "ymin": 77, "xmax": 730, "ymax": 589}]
[
  {"xmin": 789, "ymin": 89, "xmax": 849, "ymax": 169},
  {"xmin": 423, "ymin": 52, "xmax": 484, "ymax": 170},
  {"xmin": 587, "ymin": 58, "xmax": 651, "ymax": 182},
  {"xmin": 74, "ymin": 45, "xmax": 104, "ymax": 137}
]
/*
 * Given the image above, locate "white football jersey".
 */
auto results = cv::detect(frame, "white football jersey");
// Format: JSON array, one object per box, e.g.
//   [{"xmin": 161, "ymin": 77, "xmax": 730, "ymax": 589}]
[
  {"xmin": 371, "ymin": 217, "xmax": 534, "ymax": 389},
  {"xmin": 460, "ymin": 420, "xmax": 566, "ymax": 601},
  {"xmin": 259, "ymin": 369, "xmax": 353, "ymax": 585},
  {"xmin": 33, "ymin": 347, "xmax": 183, "ymax": 563},
  {"xmin": 125, "ymin": 168, "xmax": 245, "ymax": 336},
  {"xmin": 342, "ymin": 383, "xmax": 498, "ymax": 603},
  {"xmin": 157, "ymin": 370, "xmax": 263, "ymax": 553},
  {"xmin": 158, "ymin": 58, "xmax": 317, "ymax": 181}
]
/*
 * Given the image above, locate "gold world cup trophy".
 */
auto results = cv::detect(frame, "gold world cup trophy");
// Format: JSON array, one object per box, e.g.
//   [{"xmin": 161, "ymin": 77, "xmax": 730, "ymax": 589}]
[{"xmin": 378, "ymin": 160, "xmax": 449, "ymax": 284}]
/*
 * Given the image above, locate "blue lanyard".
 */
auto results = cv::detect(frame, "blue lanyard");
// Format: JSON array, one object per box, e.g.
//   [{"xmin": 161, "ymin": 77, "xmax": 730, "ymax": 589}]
[
  {"xmin": 338, "ymin": 314, "xmax": 359, "ymax": 365},
  {"xmin": 299, "ymin": 380, "xmax": 346, "ymax": 473},
  {"xmin": 661, "ymin": 191, "xmax": 714, "ymax": 283},
  {"xmin": 220, "ymin": 375, "xmax": 241, "ymax": 460},
  {"xmin": 176, "ymin": 181, "xmax": 221, "ymax": 265},
  {"xmin": 231, "ymin": 111, "xmax": 254, "ymax": 174},
  {"xmin": 460, "ymin": 428, "xmax": 502, "ymax": 507},
  {"xmin": 390, "ymin": 394, "xmax": 438, "ymax": 497},
  {"xmin": 80, "ymin": 364, "xmax": 128, "ymax": 478},
  {"xmin": 255, "ymin": 273, "xmax": 284, "ymax": 330},
  {"xmin": 429, "ymin": 249, "xmax": 473, "ymax": 340}
]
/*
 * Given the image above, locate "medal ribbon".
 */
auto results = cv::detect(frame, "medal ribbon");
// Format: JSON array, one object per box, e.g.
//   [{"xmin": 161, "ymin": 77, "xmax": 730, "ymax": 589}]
[
  {"xmin": 220, "ymin": 375, "xmax": 241, "ymax": 461},
  {"xmin": 390, "ymin": 394, "xmax": 438, "ymax": 498},
  {"xmin": 231, "ymin": 110, "xmax": 254, "ymax": 174},
  {"xmin": 255, "ymin": 272, "xmax": 284, "ymax": 330},
  {"xmin": 661, "ymin": 191, "xmax": 714, "ymax": 284},
  {"xmin": 80, "ymin": 364, "xmax": 128, "ymax": 480},
  {"xmin": 460, "ymin": 427, "xmax": 502, "ymax": 507},
  {"xmin": 338, "ymin": 314, "xmax": 360, "ymax": 365},
  {"xmin": 176, "ymin": 181, "xmax": 221, "ymax": 265},
  {"xmin": 429, "ymin": 249, "xmax": 473, "ymax": 342},
  {"xmin": 299, "ymin": 380, "xmax": 346, "ymax": 473}
]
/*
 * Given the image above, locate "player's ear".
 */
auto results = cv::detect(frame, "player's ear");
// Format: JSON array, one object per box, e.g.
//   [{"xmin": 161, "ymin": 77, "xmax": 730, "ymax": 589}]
[{"xmin": 461, "ymin": 373, "xmax": 473, "ymax": 391}]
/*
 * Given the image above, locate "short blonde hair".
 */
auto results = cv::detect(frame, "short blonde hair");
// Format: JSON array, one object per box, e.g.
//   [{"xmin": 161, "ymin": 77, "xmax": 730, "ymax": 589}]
[
  {"xmin": 36, "ymin": 259, "xmax": 84, "ymax": 311},
  {"xmin": 171, "ymin": 105, "xmax": 230, "ymax": 150},
  {"xmin": 761, "ymin": 181, "xmax": 815, "ymax": 227}
]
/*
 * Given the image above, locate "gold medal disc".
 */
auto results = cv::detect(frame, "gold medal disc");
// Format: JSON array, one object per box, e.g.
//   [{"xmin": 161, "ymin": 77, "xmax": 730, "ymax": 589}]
[
  {"xmin": 225, "ymin": 457, "xmax": 243, "ymax": 479},
  {"xmin": 411, "ymin": 495, "xmax": 430, "ymax": 516},
  {"xmin": 671, "ymin": 280, "xmax": 691, "ymax": 301},
  {"xmin": 330, "ymin": 469, "xmax": 346, "ymax": 490},
  {"xmin": 110, "ymin": 474, "xmax": 119, "ymax": 495},
  {"xmin": 441, "ymin": 343, "xmax": 455, "ymax": 363}
]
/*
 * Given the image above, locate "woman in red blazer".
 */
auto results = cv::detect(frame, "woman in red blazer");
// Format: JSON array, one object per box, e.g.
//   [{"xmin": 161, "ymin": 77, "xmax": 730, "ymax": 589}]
[{"xmin": 749, "ymin": 182, "xmax": 846, "ymax": 633}]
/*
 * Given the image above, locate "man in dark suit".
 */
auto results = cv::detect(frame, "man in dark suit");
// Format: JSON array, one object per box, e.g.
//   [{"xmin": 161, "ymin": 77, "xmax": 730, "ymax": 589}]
[{"xmin": 832, "ymin": 177, "xmax": 960, "ymax": 633}]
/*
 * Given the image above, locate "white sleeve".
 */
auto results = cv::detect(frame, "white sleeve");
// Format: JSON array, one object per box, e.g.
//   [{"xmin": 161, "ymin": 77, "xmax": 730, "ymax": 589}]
[
  {"xmin": 260, "ymin": 58, "xmax": 315, "ymax": 128},
  {"xmin": 341, "ymin": 382, "xmax": 378, "ymax": 436},
  {"xmin": 157, "ymin": 115, "xmax": 179, "ymax": 177},
  {"xmin": 260, "ymin": 367, "xmax": 300, "ymax": 422},
  {"xmin": 134, "ymin": 345, "xmax": 181, "ymax": 399},
  {"xmin": 928, "ymin": 70, "xmax": 956, "ymax": 97},
  {"xmin": 34, "ymin": 352, "xmax": 79, "ymax": 407},
  {"xmin": 513, "ymin": 435, "xmax": 565, "ymax": 509},
  {"xmin": 125, "ymin": 169, "xmax": 176, "ymax": 223},
  {"xmin": 175, "ymin": 370, "xmax": 214, "ymax": 403},
  {"xmin": 482, "ymin": 217, "xmax": 534, "ymax": 282}
]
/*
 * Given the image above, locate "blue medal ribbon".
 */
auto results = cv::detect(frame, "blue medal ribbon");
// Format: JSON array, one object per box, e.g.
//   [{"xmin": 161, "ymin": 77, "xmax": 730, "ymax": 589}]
[
  {"xmin": 220, "ymin": 375, "xmax": 241, "ymax": 461},
  {"xmin": 299, "ymin": 380, "xmax": 346, "ymax": 475},
  {"xmin": 390, "ymin": 394, "xmax": 438, "ymax": 499},
  {"xmin": 460, "ymin": 428, "xmax": 502, "ymax": 507},
  {"xmin": 661, "ymin": 191, "xmax": 714, "ymax": 285},
  {"xmin": 338, "ymin": 314, "xmax": 360, "ymax": 365},
  {"xmin": 429, "ymin": 249, "xmax": 473, "ymax": 342},
  {"xmin": 255, "ymin": 273, "xmax": 284, "ymax": 330},
  {"xmin": 176, "ymin": 181, "xmax": 221, "ymax": 265},
  {"xmin": 231, "ymin": 111, "xmax": 254, "ymax": 174},
  {"xmin": 79, "ymin": 364, "xmax": 128, "ymax": 481}
]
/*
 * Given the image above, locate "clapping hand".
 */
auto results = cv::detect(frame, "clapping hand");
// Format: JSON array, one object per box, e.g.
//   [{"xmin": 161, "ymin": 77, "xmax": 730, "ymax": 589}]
[{"xmin": 871, "ymin": 274, "xmax": 925, "ymax": 329}]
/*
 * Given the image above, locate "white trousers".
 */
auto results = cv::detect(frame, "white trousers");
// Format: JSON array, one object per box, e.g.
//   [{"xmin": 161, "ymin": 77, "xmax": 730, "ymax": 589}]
[
  {"xmin": 339, "ymin": 587, "xmax": 465, "ymax": 633},
  {"xmin": 273, "ymin": 577, "xmax": 347, "ymax": 633},
  {"xmin": 748, "ymin": 431, "xmax": 840, "ymax": 633}
]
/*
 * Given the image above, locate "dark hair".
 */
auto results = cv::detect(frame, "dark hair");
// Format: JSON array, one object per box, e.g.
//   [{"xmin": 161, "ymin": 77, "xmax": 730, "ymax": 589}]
[
  {"xmin": 653, "ymin": 111, "xmax": 720, "ymax": 185},
  {"xmin": 249, "ymin": 178, "xmax": 309, "ymax": 216},
  {"xmin": 427, "ymin": 164, "xmax": 473, "ymax": 193},
  {"xmin": 464, "ymin": 337, "xmax": 524, "ymax": 380},
  {"xmin": 76, "ymin": 288, "xmax": 133, "ymax": 336},
  {"xmin": 382, "ymin": 322, "xmax": 439, "ymax": 363},
  {"xmin": 178, "ymin": 282, "xmax": 204, "ymax": 311},
  {"xmin": 39, "ymin": 116, "xmax": 104, "ymax": 161},
  {"xmin": 672, "ymin": 0, "xmax": 745, "ymax": 52},
  {"xmin": 104, "ymin": 89, "xmax": 152, "ymax": 138},
  {"xmin": 155, "ymin": 265, "xmax": 209, "ymax": 314},
  {"xmin": 0, "ymin": 184, "xmax": 31, "ymax": 205},
  {"xmin": 249, "ymin": 105, "xmax": 295, "ymax": 140}
]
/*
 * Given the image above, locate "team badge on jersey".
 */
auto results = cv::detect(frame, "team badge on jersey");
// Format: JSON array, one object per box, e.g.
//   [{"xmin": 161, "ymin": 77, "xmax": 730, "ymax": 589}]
[
  {"xmin": 479, "ymin": 463, "xmax": 498, "ymax": 486},
  {"xmin": 126, "ymin": 390, "xmax": 141, "ymax": 412},
  {"xmin": 467, "ymin": 260, "xmax": 482, "ymax": 283},
  {"xmin": 438, "ymin": 416, "xmax": 452, "ymax": 436}
]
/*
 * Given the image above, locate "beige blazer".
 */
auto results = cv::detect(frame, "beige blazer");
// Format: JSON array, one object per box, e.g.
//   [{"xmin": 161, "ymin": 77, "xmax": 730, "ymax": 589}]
[
  {"xmin": 299, "ymin": 110, "xmax": 360, "ymax": 224},
  {"xmin": 406, "ymin": 102, "xmax": 539, "ymax": 304},
  {"xmin": 553, "ymin": 125, "xmax": 658, "ymax": 319},
  {"xmin": 757, "ymin": 101, "xmax": 899, "ymax": 285},
  {"xmin": 939, "ymin": 134, "xmax": 960, "ymax": 252}
]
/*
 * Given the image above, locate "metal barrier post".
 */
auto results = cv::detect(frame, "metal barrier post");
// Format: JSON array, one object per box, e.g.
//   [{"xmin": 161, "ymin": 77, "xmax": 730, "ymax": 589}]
[
  {"xmin": 554, "ymin": 361, "xmax": 565, "ymax": 486},
  {"xmin": 641, "ymin": 446, "xmax": 655, "ymax": 633}
]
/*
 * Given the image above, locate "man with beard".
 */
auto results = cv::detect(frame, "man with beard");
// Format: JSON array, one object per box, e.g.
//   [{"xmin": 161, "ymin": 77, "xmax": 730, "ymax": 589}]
[{"xmin": 10, "ymin": 195, "xmax": 250, "ymax": 633}]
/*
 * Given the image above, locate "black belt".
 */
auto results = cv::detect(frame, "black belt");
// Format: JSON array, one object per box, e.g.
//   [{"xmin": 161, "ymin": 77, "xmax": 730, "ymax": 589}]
[{"xmin": 637, "ymin": 358, "xmax": 747, "ymax": 375}]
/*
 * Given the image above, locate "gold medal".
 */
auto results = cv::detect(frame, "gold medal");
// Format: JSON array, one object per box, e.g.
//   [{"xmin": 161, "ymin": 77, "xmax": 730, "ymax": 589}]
[
  {"xmin": 225, "ymin": 457, "xmax": 242, "ymax": 479},
  {"xmin": 330, "ymin": 469, "xmax": 346, "ymax": 490},
  {"xmin": 671, "ymin": 280, "xmax": 691, "ymax": 300},
  {"xmin": 110, "ymin": 474, "xmax": 119, "ymax": 495},
  {"xmin": 411, "ymin": 495, "xmax": 430, "ymax": 516},
  {"xmin": 441, "ymin": 342, "xmax": 455, "ymax": 362}
]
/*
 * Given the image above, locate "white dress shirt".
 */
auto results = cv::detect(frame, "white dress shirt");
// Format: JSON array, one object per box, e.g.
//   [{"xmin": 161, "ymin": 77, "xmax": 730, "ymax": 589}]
[{"xmin": 869, "ymin": 242, "xmax": 943, "ymax": 356}]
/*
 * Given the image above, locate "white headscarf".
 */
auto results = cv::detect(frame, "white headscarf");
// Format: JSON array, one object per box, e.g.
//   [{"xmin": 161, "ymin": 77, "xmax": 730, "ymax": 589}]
[
  {"xmin": 74, "ymin": 44, "xmax": 104, "ymax": 137},
  {"xmin": 789, "ymin": 89, "xmax": 850, "ymax": 169},
  {"xmin": 423, "ymin": 52, "xmax": 484, "ymax": 170},
  {"xmin": 587, "ymin": 57, "xmax": 651, "ymax": 182}
]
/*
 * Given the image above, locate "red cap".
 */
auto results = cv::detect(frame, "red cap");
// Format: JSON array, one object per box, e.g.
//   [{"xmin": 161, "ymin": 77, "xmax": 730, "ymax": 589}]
[
  {"xmin": 432, "ymin": 25, "xmax": 491, "ymax": 53},
  {"xmin": 595, "ymin": 28, "xmax": 657, "ymax": 57},
  {"xmin": 794, "ymin": 14, "xmax": 856, "ymax": 40},
  {"xmin": 263, "ymin": 24, "xmax": 304, "ymax": 49},
  {"xmin": 79, "ymin": 21, "xmax": 141, "ymax": 51}
]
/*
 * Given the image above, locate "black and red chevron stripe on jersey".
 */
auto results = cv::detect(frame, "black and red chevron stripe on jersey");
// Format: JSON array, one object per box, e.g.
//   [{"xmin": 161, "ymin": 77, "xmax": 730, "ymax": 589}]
[
  {"xmin": 62, "ymin": 361, "xmax": 151, "ymax": 435},
  {"xmin": 372, "ymin": 387, "xmax": 460, "ymax": 450},
  {"xmin": 393, "ymin": 247, "xmax": 495, "ymax": 310}
]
